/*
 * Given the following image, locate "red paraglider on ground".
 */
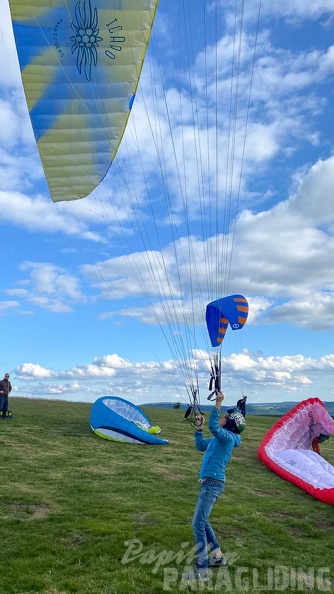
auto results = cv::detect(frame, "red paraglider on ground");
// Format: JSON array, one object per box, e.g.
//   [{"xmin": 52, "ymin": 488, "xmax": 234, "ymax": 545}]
[{"xmin": 258, "ymin": 398, "xmax": 334, "ymax": 505}]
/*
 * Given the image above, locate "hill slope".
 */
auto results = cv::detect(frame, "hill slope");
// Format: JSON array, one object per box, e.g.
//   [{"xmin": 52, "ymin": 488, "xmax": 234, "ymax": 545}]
[{"xmin": 0, "ymin": 397, "xmax": 333, "ymax": 594}]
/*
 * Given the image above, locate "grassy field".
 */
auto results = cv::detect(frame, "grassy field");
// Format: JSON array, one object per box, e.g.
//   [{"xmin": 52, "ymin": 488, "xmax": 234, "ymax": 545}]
[{"xmin": 0, "ymin": 398, "xmax": 333, "ymax": 594}]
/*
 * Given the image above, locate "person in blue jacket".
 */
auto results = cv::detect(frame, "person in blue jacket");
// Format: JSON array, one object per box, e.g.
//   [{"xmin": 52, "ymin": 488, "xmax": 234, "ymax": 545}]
[{"xmin": 183, "ymin": 390, "xmax": 245, "ymax": 583}]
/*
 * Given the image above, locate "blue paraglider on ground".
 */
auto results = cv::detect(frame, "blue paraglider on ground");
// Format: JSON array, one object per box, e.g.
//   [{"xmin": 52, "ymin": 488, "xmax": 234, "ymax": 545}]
[{"xmin": 90, "ymin": 396, "xmax": 169, "ymax": 445}]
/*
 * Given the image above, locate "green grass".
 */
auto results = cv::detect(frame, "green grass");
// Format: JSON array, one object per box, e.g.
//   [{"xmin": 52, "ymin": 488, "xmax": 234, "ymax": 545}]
[{"xmin": 0, "ymin": 398, "xmax": 333, "ymax": 594}]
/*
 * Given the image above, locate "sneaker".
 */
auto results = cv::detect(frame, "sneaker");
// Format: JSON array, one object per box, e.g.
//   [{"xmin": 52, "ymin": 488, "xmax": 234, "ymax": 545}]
[
  {"xmin": 181, "ymin": 567, "xmax": 210, "ymax": 583},
  {"xmin": 209, "ymin": 553, "xmax": 226, "ymax": 567}
]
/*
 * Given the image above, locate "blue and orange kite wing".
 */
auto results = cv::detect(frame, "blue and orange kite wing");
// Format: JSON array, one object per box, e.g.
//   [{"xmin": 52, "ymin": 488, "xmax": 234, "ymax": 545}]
[{"xmin": 206, "ymin": 294, "xmax": 249, "ymax": 347}]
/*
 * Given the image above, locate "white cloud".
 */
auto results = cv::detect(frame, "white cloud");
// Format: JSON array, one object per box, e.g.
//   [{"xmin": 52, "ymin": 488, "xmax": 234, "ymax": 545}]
[
  {"xmin": 4, "ymin": 262, "xmax": 86, "ymax": 314},
  {"xmin": 11, "ymin": 349, "xmax": 334, "ymax": 404},
  {"xmin": 289, "ymin": 156, "xmax": 334, "ymax": 225},
  {"xmin": 0, "ymin": 300, "xmax": 19, "ymax": 313},
  {"xmin": 17, "ymin": 363, "xmax": 56, "ymax": 378},
  {"xmin": 230, "ymin": 0, "xmax": 334, "ymax": 24},
  {"xmin": 77, "ymin": 154, "xmax": 334, "ymax": 331},
  {"xmin": 20, "ymin": 262, "xmax": 83, "ymax": 301}
]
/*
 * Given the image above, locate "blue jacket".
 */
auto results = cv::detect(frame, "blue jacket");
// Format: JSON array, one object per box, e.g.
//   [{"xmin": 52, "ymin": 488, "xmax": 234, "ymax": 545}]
[{"xmin": 195, "ymin": 408, "xmax": 241, "ymax": 482}]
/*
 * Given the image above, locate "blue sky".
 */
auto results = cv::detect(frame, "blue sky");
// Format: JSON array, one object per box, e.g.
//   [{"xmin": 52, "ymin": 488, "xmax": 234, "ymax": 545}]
[{"xmin": 1, "ymin": 0, "xmax": 334, "ymax": 409}]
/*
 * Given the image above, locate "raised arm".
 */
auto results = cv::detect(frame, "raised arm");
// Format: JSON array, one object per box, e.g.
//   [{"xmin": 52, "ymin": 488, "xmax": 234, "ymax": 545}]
[
  {"xmin": 194, "ymin": 414, "xmax": 211, "ymax": 451},
  {"xmin": 208, "ymin": 391, "xmax": 232, "ymax": 443}
]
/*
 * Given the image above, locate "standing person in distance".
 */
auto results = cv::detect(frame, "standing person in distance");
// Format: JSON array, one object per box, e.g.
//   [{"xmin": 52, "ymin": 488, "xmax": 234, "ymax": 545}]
[
  {"xmin": 237, "ymin": 395, "xmax": 247, "ymax": 417},
  {"xmin": 183, "ymin": 390, "xmax": 246, "ymax": 584},
  {"xmin": 0, "ymin": 373, "xmax": 12, "ymax": 420},
  {"xmin": 311, "ymin": 433, "xmax": 330, "ymax": 455}
]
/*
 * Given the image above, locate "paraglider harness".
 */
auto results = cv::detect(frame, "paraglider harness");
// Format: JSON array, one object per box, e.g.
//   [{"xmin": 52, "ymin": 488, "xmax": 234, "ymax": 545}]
[
  {"xmin": 184, "ymin": 386, "xmax": 203, "ymax": 427},
  {"xmin": 184, "ymin": 353, "xmax": 222, "ymax": 425},
  {"xmin": 207, "ymin": 353, "xmax": 221, "ymax": 400}
]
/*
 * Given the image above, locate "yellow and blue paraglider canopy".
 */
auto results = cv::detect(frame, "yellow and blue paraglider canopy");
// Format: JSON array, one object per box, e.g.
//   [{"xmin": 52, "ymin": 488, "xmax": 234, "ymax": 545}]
[{"xmin": 9, "ymin": 0, "xmax": 158, "ymax": 202}]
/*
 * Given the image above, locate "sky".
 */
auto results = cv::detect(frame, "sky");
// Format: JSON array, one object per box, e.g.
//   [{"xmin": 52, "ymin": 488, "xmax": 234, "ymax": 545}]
[{"xmin": 1, "ymin": 0, "xmax": 334, "ymax": 410}]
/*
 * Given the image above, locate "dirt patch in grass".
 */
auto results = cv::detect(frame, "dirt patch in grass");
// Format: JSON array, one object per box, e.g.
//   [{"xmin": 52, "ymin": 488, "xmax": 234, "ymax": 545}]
[
  {"xmin": 312, "ymin": 520, "xmax": 332, "ymax": 531},
  {"xmin": 271, "ymin": 511, "xmax": 296, "ymax": 519},
  {"xmin": 61, "ymin": 530, "xmax": 91, "ymax": 548},
  {"xmin": 153, "ymin": 466, "xmax": 182, "ymax": 480},
  {"xmin": 251, "ymin": 488, "xmax": 275, "ymax": 497},
  {"xmin": 9, "ymin": 502, "xmax": 51, "ymax": 521},
  {"xmin": 84, "ymin": 465, "xmax": 114, "ymax": 474},
  {"xmin": 43, "ymin": 588, "xmax": 69, "ymax": 594},
  {"xmin": 133, "ymin": 512, "xmax": 156, "ymax": 526}
]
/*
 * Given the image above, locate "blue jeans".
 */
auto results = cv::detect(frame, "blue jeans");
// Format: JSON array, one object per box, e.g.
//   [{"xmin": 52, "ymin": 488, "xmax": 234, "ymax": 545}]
[
  {"xmin": 192, "ymin": 479, "xmax": 225, "ymax": 569},
  {"xmin": 0, "ymin": 395, "xmax": 8, "ymax": 418}
]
